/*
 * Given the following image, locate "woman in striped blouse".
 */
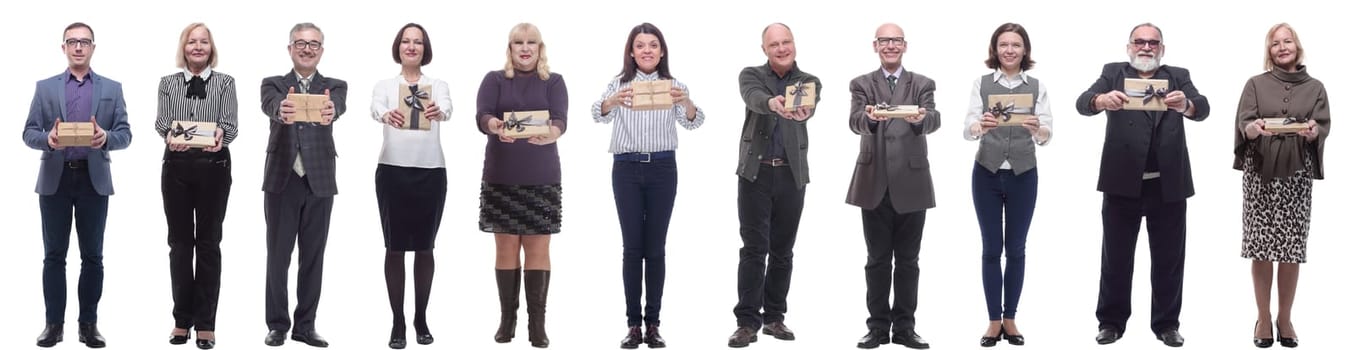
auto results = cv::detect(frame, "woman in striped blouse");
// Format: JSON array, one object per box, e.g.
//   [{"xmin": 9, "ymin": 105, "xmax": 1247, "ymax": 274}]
[
  {"xmin": 155, "ymin": 22, "xmax": 237, "ymax": 350},
  {"xmin": 591, "ymin": 22, "xmax": 705, "ymax": 349},
  {"xmin": 371, "ymin": 23, "xmax": 451, "ymax": 349}
]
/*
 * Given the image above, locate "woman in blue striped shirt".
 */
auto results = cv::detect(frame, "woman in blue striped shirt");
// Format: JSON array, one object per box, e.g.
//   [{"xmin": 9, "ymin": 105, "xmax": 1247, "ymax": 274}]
[{"xmin": 591, "ymin": 22, "xmax": 705, "ymax": 349}]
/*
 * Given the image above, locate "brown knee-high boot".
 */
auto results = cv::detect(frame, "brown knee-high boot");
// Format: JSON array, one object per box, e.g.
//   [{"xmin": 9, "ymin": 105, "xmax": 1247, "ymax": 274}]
[
  {"xmin": 525, "ymin": 269, "xmax": 551, "ymax": 348},
  {"xmin": 494, "ymin": 268, "xmax": 521, "ymax": 343}
]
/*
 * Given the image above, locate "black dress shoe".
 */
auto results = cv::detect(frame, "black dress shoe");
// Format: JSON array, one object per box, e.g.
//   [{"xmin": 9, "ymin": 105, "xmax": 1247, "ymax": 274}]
[
  {"xmin": 389, "ymin": 325, "xmax": 407, "ymax": 349},
  {"xmin": 1156, "ymin": 329, "xmax": 1185, "ymax": 347},
  {"xmin": 644, "ymin": 324, "xmax": 666, "ymax": 348},
  {"xmin": 980, "ymin": 327, "xmax": 1000, "ymax": 348},
  {"xmin": 264, "ymin": 330, "xmax": 286, "ymax": 346},
  {"xmin": 389, "ymin": 337, "xmax": 407, "ymax": 349},
  {"xmin": 727, "ymin": 326, "xmax": 758, "ymax": 348},
  {"xmin": 892, "ymin": 329, "xmax": 930, "ymax": 349},
  {"xmin": 196, "ymin": 338, "xmax": 216, "ymax": 349},
  {"xmin": 762, "ymin": 321, "xmax": 796, "ymax": 341},
  {"xmin": 857, "ymin": 328, "xmax": 889, "ymax": 349},
  {"xmin": 170, "ymin": 332, "xmax": 192, "ymax": 345},
  {"xmin": 36, "ymin": 323, "xmax": 63, "ymax": 348},
  {"xmin": 621, "ymin": 326, "xmax": 643, "ymax": 349},
  {"xmin": 291, "ymin": 330, "xmax": 330, "ymax": 348},
  {"xmin": 1003, "ymin": 327, "xmax": 1026, "ymax": 346},
  {"xmin": 1254, "ymin": 321, "xmax": 1274, "ymax": 348},
  {"xmin": 78, "ymin": 322, "xmax": 106, "ymax": 348},
  {"xmin": 1276, "ymin": 326, "xmax": 1298, "ymax": 348},
  {"xmin": 416, "ymin": 333, "xmax": 434, "ymax": 345},
  {"xmin": 1095, "ymin": 328, "xmax": 1122, "ymax": 345}
]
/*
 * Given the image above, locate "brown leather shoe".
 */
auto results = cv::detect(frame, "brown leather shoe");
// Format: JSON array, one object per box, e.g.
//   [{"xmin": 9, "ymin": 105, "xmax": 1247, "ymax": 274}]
[
  {"xmin": 762, "ymin": 321, "xmax": 795, "ymax": 341},
  {"xmin": 620, "ymin": 326, "xmax": 642, "ymax": 349},
  {"xmin": 727, "ymin": 326, "xmax": 758, "ymax": 348}
]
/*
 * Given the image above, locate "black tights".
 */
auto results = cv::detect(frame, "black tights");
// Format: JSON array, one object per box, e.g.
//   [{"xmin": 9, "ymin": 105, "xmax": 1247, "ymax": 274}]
[{"xmin": 386, "ymin": 249, "xmax": 435, "ymax": 335}]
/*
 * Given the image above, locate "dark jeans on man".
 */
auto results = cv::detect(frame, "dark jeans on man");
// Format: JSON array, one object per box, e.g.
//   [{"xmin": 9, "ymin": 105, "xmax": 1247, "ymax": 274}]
[
  {"xmin": 163, "ymin": 149, "xmax": 232, "ymax": 331},
  {"xmin": 612, "ymin": 153, "xmax": 678, "ymax": 327},
  {"xmin": 972, "ymin": 164, "xmax": 1038, "ymax": 321},
  {"xmin": 40, "ymin": 161, "xmax": 108, "ymax": 324},
  {"xmin": 861, "ymin": 193, "xmax": 925, "ymax": 332},
  {"xmin": 734, "ymin": 164, "xmax": 805, "ymax": 328},
  {"xmin": 264, "ymin": 172, "xmax": 334, "ymax": 333},
  {"xmin": 1096, "ymin": 178, "xmax": 1187, "ymax": 335}
]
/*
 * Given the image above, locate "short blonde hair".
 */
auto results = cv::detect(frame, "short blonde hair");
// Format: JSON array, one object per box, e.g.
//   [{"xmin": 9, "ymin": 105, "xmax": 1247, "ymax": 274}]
[
  {"xmin": 1264, "ymin": 23, "xmax": 1304, "ymax": 71},
  {"xmin": 176, "ymin": 23, "xmax": 218, "ymax": 69},
  {"xmin": 503, "ymin": 23, "xmax": 550, "ymax": 80}
]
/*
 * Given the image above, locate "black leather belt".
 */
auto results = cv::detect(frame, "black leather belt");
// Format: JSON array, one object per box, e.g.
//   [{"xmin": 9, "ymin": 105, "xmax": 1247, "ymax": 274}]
[
  {"xmin": 614, "ymin": 151, "xmax": 674, "ymax": 163},
  {"xmin": 64, "ymin": 159, "xmax": 88, "ymax": 169},
  {"xmin": 760, "ymin": 158, "xmax": 788, "ymax": 167}
]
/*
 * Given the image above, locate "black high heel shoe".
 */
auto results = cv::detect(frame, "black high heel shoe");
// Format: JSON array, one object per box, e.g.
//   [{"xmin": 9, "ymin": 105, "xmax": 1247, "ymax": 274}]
[
  {"xmin": 1276, "ymin": 324, "xmax": 1298, "ymax": 348},
  {"xmin": 1003, "ymin": 325, "xmax": 1026, "ymax": 346},
  {"xmin": 979, "ymin": 326, "xmax": 1000, "ymax": 347},
  {"xmin": 1253, "ymin": 321, "xmax": 1273, "ymax": 348},
  {"xmin": 169, "ymin": 329, "xmax": 191, "ymax": 345}
]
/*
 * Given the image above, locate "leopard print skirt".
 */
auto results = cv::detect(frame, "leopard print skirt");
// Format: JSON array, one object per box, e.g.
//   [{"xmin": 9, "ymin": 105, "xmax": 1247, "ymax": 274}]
[{"xmin": 1240, "ymin": 149, "xmax": 1314, "ymax": 263}]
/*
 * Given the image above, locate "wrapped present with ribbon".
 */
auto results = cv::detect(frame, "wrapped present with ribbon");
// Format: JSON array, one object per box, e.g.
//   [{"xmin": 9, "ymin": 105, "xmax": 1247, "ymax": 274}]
[
  {"xmin": 56, "ymin": 122, "xmax": 95, "ymax": 147},
  {"xmin": 501, "ymin": 110, "xmax": 552, "ymax": 139},
  {"xmin": 872, "ymin": 102, "xmax": 920, "ymax": 119},
  {"xmin": 398, "ymin": 83, "xmax": 434, "ymax": 130},
  {"xmin": 1263, "ymin": 115, "xmax": 1310, "ymax": 134},
  {"xmin": 169, "ymin": 120, "xmax": 218, "ymax": 148},
  {"xmin": 286, "ymin": 93, "xmax": 330, "ymax": 123},
  {"xmin": 783, "ymin": 80, "xmax": 817, "ymax": 110},
  {"xmin": 986, "ymin": 93, "xmax": 1035, "ymax": 126},
  {"xmin": 1122, "ymin": 78, "xmax": 1169, "ymax": 111},
  {"xmin": 630, "ymin": 80, "xmax": 674, "ymax": 110}
]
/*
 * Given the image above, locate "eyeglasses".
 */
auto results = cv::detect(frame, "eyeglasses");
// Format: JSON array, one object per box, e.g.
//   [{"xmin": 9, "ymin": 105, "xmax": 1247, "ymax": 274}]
[
  {"xmin": 876, "ymin": 37, "xmax": 906, "ymax": 47},
  {"xmin": 1131, "ymin": 39, "xmax": 1161, "ymax": 48},
  {"xmin": 291, "ymin": 40, "xmax": 323, "ymax": 50},
  {"xmin": 64, "ymin": 38, "xmax": 94, "ymax": 48}
]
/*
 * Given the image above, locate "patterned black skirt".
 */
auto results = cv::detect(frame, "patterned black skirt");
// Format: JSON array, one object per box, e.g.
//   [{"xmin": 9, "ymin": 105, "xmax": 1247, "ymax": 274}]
[
  {"xmin": 479, "ymin": 182, "xmax": 562, "ymax": 234},
  {"xmin": 376, "ymin": 164, "xmax": 447, "ymax": 251},
  {"xmin": 1240, "ymin": 149, "xmax": 1314, "ymax": 263}
]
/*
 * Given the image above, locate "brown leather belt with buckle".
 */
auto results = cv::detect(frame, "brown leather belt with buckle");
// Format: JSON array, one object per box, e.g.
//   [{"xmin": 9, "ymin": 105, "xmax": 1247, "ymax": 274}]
[{"xmin": 759, "ymin": 158, "xmax": 788, "ymax": 167}]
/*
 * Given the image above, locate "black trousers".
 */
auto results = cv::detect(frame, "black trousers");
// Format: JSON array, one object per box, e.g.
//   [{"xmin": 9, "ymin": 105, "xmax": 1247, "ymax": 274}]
[
  {"xmin": 861, "ymin": 193, "xmax": 925, "ymax": 332},
  {"xmin": 163, "ymin": 149, "xmax": 232, "ymax": 331},
  {"xmin": 733, "ymin": 165, "xmax": 805, "ymax": 328},
  {"xmin": 1096, "ymin": 178, "xmax": 1186, "ymax": 334},
  {"xmin": 264, "ymin": 172, "xmax": 334, "ymax": 333}
]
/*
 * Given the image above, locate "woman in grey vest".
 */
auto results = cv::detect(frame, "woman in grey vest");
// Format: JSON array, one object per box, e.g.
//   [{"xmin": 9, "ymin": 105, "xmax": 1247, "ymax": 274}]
[{"xmin": 961, "ymin": 23, "xmax": 1051, "ymax": 347}]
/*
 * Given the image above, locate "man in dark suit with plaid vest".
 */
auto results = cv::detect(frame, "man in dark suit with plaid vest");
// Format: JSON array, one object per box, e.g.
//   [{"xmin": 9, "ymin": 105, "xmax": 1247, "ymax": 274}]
[{"xmin": 258, "ymin": 22, "xmax": 348, "ymax": 348}]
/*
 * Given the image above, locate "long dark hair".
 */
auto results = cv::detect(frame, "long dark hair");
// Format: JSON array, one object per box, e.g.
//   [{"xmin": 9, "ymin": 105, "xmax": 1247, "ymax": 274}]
[{"xmin": 619, "ymin": 23, "xmax": 672, "ymax": 82}]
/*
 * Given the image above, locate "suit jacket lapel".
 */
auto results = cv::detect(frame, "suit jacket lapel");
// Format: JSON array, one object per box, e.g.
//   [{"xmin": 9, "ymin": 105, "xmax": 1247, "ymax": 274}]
[
  {"xmin": 54, "ymin": 76, "xmax": 68, "ymax": 121},
  {"xmin": 89, "ymin": 73, "xmax": 103, "ymax": 119}
]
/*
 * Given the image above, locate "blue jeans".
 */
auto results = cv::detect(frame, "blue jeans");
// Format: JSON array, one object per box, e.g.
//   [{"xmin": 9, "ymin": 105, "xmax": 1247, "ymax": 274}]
[
  {"xmin": 612, "ymin": 156, "xmax": 678, "ymax": 327},
  {"xmin": 971, "ymin": 162, "xmax": 1037, "ymax": 320},
  {"xmin": 40, "ymin": 166, "xmax": 109, "ymax": 324}
]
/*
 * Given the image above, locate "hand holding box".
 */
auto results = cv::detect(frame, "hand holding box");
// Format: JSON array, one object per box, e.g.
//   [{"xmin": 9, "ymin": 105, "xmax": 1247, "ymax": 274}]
[
  {"xmin": 783, "ymin": 81, "xmax": 817, "ymax": 110},
  {"xmin": 873, "ymin": 103, "xmax": 920, "ymax": 119},
  {"xmin": 286, "ymin": 93, "xmax": 329, "ymax": 123},
  {"xmin": 57, "ymin": 122, "xmax": 95, "ymax": 147},
  {"xmin": 987, "ymin": 94, "xmax": 1035, "ymax": 126},
  {"xmin": 1123, "ymin": 78, "xmax": 1169, "ymax": 111}
]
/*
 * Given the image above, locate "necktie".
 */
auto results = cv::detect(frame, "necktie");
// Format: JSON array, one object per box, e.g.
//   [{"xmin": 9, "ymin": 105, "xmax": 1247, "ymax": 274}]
[
  {"xmin": 887, "ymin": 75, "xmax": 897, "ymax": 93},
  {"xmin": 299, "ymin": 78, "xmax": 311, "ymax": 93},
  {"xmin": 294, "ymin": 77, "xmax": 311, "ymax": 176}
]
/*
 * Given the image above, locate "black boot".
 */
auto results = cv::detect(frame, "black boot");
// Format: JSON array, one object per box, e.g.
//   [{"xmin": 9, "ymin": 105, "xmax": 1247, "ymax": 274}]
[
  {"xmin": 525, "ymin": 270, "xmax": 551, "ymax": 348},
  {"xmin": 494, "ymin": 268, "xmax": 521, "ymax": 343}
]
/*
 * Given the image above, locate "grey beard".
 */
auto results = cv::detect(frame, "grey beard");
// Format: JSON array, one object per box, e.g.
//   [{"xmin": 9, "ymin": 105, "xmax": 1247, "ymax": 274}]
[{"xmin": 1130, "ymin": 56, "xmax": 1160, "ymax": 72}]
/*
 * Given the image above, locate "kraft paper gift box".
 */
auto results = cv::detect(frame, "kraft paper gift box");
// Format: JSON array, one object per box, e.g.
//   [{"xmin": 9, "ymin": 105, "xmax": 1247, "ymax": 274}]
[
  {"xmin": 1122, "ymin": 78, "xmax": 1169, "ymax": 111},
  {"xmin": 1264, "ymin": 117, "xmax": 1310, "ymax": 133},
  {"xmin": 502, "ymin": 110, "xmax": 552, "ymax": 139},
  {"xmin": 872, "ymin": 103, "xmax": 920, "ymax": 119},
  {"xmin": 169, "ymin": 120, "xmax": 218, "ymax": 148},
  {"xmin": 987, "ymin": 94, "xmax": 1035, "ymax": 126},
  {"xmin": 57, "ymin": 122, "xmax": 95, "ymax": 147},
  {"xmin": 783, "ymin": 81, "xmax": 816, "ymax": 110},
  {"xmin": 398, "ymin": 84, "xmax": 434, "ymax": 130},
  {"xmin": 630, "ymin": 80, "xmax": 674, "ymax": 110},
  {"xmin": 286, "ymin": 93, "xmax": 329, "ymax": 123}
]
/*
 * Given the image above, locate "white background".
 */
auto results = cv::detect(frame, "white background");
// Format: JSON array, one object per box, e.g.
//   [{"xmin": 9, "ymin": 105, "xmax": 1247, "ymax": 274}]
[{"xmin": 0, "ymin": 1, "xmax": 1346, "ymax": 349}]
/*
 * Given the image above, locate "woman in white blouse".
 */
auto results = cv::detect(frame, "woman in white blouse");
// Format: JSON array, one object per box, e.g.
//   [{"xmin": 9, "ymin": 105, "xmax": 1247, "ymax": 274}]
[
  {"xmin": 369, "ymin": 22, "xmax": 451, "ymax": 349},
  {"xmin": 591, "ymin": 22, "xmax": 705, "ymax": 349}
]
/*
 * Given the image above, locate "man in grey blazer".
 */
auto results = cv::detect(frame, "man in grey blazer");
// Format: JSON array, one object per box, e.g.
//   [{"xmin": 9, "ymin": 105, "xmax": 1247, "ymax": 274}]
[
  {"xmin": 845, "ymin": 23, "xmax": 939, "ymax": 350},
  {"xmin": 1075, "ymin": 23, "xmax": 1208, "ymax": 348},
  {"xmin": 727, "ymin": 23, "xmax": 820, "ymax": 348},
  {"xmin": 258, "ymin": 22, "xmax": 348, "ymax": 348},
  {"xmin": 23, "ymin": 22, "xmax": 132, "ymax": 349}
]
